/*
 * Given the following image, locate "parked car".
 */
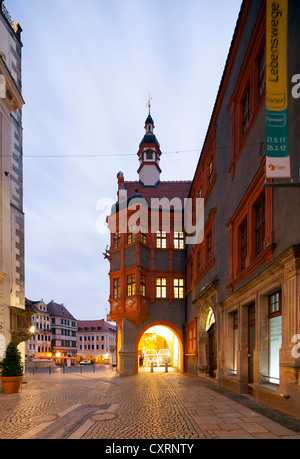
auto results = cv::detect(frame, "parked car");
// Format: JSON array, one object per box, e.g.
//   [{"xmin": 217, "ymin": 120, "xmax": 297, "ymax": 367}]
[
  {"xmin": 80, "ymin": 359, "xmax": 92, "ymax": 365},
  {"xmin": 143, "ymin": 350, "xmax": 158, "ymax": 366},
  {"xmin": 157, "ymin": 349, "xmax": 171, "ymax": 366}
]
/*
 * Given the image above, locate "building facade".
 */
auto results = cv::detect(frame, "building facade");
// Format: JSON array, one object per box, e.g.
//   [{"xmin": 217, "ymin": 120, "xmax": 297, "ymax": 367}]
[
  {"xmin": 185, "ymin": 0, "xmax": 300, "ymax": 419},
  {"xmin": 107, "ymin": 111, "xmax": 191, "ymax": 375},
  {"xmin": 0, "ymin": 0, "xmax": 26, "ymax": 366},
  {"xmin": 25, "ymin": 299, "xmax": 52, "ymax": 358},
  {"xmin": 77, "ymin": 319, "xmax": 117, "ymax": 364},
  {"xmin": 107, "ymin": 0, "xmax": 300, "ymax": 419},
  {"xmin": 47, "ymin": 300, "xmax": 77, "ymax": 361}
]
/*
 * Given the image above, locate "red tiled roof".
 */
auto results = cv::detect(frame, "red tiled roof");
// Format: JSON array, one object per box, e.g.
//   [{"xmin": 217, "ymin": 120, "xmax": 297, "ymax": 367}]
[
  {"xmin": 77, "ymin": 319, "xmax": 116, "ymax": 333},
  {"xmin": 124, "ymin": 181, "xmax": 192, "ymax": 206}
]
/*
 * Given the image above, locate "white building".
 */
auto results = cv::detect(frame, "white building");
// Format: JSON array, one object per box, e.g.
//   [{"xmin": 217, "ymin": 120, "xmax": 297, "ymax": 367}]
[
  {"xmin": 77, "ymin": 320, "xmax": 116, "ymax": 364},
  {"xmin": 0, "ymin": 1, "xmax": 25, "ymax": 364},
  {"xmin": 25, "ymin": 300, "xmax": 51, "ymax": 358}
]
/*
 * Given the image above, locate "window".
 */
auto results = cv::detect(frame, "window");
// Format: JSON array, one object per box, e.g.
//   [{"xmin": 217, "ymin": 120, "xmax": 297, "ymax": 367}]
[
  {"xmin": 141, "ymin": 226, "xmax": 147, "ymax": 245},
  {"xmin": 140, "ymin": 275, "xmax": 146, "ymax": 297},
  {"xmin": 268, "ymin": 291, "xmax": 282, "ymax": 384},
  {"xmin": 255, "ymin": 194, "xmax": 265, "ymax": 256},
  {"xmin": 207, "ymin": 232, "xmax": 212, "ymax": 264},
  {"xmin": 113, "ymin": 278, "xmax": 121, "ymax": 299},
  {"xmin": 127, "ymin": 274, "xmax": 136, "ymax": 296},
  {"xmin": 233, "ymin": 311, "xmax": 238, "ymax": 375},
  {"xmin": 156, "ymin": 278, "xmax": 166, "ymax": 298},
  {"xmin": 127, "ymin": 226, "xmax": 135, "ymax": 244},
  {"xmin": 174, "ymin": 279, "xmax": 184, "ymax": 299},
  {"xmin": 242, "ymin": 87, "xmax": 250, "ymax": 136},
  {"xmin": 174, "ymin": 232, "xmax": 184, "ymax": 249},
  {"xmin": 258, "ymin": 45, "xmax": 266, "ymax": 97},
  {"xmin": 113, "ymin": 232, "xmax": 121, "ymax": 249},
  {"xmin": 208, "ymin": 157, "xmax": 214, "ymax": 184},
  {"xmin": 156, "ymin": 231, "xmax": 167, "ymax": 248},
  {"xmin": 240, "ymin": 219, "xmax": 247, "ymax": 271}
]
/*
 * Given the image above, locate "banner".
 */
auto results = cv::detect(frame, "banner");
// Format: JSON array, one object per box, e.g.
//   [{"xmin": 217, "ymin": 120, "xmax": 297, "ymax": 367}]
[{"xmin": 266, "ymin": 0, "xmax": 291, "ymax": 178}]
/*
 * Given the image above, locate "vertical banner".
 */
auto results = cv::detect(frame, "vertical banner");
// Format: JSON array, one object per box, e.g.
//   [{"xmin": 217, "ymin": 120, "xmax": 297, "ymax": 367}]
[{"xmin": 266, "ymin": 0, "xmax": 291, "ymax": 178}]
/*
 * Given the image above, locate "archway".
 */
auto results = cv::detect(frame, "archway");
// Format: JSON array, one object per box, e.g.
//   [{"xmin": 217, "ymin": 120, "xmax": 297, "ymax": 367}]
[
  {"xmin": 198, "ymin": 305, "xmax": 217, "ymax": 378},
  {"xmin": 136, "ymin": 321, "xmax": 184, "ymax": 373}
]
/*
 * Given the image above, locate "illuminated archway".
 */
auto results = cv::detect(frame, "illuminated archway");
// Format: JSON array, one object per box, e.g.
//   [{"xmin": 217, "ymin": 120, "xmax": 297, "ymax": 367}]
[{"xmin": 135, "ymin": 321, "xmax": 184, "ymax": 373}]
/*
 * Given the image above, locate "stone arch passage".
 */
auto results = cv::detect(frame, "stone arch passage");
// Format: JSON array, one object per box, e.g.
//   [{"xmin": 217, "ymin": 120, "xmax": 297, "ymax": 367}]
[
  {"xmin": 198, "ymin": 305, "xmax": 217, "ymax": 378},
  {"xmin": 135, "ymin": 321, "xmax": 184, "ymax": 373}
]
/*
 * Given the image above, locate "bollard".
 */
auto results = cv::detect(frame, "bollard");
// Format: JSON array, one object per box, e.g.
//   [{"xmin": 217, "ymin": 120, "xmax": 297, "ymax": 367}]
[
  {"xmin": 63, "ymin": 365, "xmax": 65, "ymax": 374},
  {"xmin": 151, "ymin": 362, "xmax": 154, "ymax": 373},
  {"xmin": 165, "ymin": 363, "xmax": 168, "ymax": 373},
  {"xmin": 49, "ymin": 366, "xmax": 51, "ymax": 375},
  {"xmin": 33, "ymin": 366, "xmax": 35, "ymax": 375},
  {"xmin": 93, "ymin": 364, "xmax": 95, "ymax": 373},
  {"xmin": 80, "ymin": 365, "xmax": 82, "ymax": 374}
]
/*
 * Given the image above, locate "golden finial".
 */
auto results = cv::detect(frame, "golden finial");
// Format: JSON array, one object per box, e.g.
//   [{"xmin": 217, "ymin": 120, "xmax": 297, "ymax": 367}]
[{"xmin": 147, "ymin": 94, "xmax": 153, "ymax": 112}]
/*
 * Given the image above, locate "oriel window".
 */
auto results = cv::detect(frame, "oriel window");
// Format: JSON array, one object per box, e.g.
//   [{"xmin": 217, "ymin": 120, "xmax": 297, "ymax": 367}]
[
  {"xmin": 127, "ymin": 226, "xmax": 136, "ymax": 245},
  {"xmin": 140, "ymin": 275, "xmax": 146, "ymax": 297},
  {"xmin": 113, "ymin": 232, "xmax": 121, "ymax": 249},
  {"xmin": 127, "ymin": 274, "xmax": 136, "ymax": 296},
  {"xmin": 113, "ymin": 278, "xmax": 121, "ymax": 299}
]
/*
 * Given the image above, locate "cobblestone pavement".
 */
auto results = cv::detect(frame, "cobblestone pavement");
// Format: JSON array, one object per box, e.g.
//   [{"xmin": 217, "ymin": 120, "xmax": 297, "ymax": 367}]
[{"xmin": 0, "ymin": 366, "xmax": 300, "ymax": 440}]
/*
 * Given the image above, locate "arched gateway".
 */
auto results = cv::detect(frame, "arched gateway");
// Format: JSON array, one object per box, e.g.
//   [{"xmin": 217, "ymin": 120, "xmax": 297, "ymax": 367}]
[{"xmin": 106, "ymin": 110, "xmax": 191, "ymax": 376}]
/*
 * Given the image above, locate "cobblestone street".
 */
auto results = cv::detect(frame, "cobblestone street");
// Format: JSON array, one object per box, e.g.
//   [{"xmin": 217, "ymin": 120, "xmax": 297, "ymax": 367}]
[{"xmin": 0, "ymin": 367, "xmax": 300, "ymax": 441}]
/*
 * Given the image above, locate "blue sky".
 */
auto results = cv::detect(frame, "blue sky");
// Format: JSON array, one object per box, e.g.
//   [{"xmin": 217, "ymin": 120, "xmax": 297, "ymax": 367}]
[{"xmin": 7, "ymin": 0, "xmax": 242, "ymax": 320}]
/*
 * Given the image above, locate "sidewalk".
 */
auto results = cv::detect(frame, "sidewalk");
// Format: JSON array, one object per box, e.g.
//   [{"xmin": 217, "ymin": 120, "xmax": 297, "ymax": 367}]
[{"xmin": 0, "ymin": 367, "xmax": 299, "ymax": 440}]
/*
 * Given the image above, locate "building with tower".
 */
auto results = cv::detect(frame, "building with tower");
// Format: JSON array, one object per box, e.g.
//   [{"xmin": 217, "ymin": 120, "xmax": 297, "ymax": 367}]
[{"xmin": 107, "ymin": 107, "xmax": 191, "ymax": 376}]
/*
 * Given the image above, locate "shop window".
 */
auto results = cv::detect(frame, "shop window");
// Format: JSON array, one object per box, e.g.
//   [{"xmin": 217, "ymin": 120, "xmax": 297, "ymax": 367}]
[
  {"xmin": 233, "ymin": 311, "xmax": 239, "ymax": 375},
  {"xmin": 268, "ymin": 291, "xmax": 282, "ymax": 384}
]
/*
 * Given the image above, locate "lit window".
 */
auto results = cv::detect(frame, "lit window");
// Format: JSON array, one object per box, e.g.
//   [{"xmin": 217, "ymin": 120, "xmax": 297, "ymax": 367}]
[
  {"xmin": 141, "ymin": 226, "xmax": 147, "ymax": 245},
  {"xmin": 156, "ymin": 231, "xmax": 167, "ymax": 248},
  {"xmin": 156, "ymin": 278, "xmax": 166, "ymax": 298},
  {"xmin": 140, "ymin": 275, "xmax": 146, "ymax": 297},
  {"xmin": 127, "ymin": 226, "xmax": 136, "ymax": 244},
  {"xmin": 113, "ymin": 278, "xmax": 120, "ymax": 299},
  {"xmin": 268, "ymin": 291, "xmax": 282, "ymax": 384},
  {"xmin": 127, "ymin": 274, "xmax": 136, "ymax": 296},
  {"xmin": 174, "ymin": 279, "xmax": 184, "ymax": 299},
  {"xmin": 174, "ymin": 232, "xmax": 184, "ymax": 249},
  {"xmin": 113, "ymin": 232, "xmax": 121, "ymax": 249}
]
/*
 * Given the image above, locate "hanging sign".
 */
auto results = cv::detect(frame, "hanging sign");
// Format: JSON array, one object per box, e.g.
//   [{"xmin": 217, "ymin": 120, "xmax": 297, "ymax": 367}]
[{"xmin": 266, "ymin": 0, "xmax": 291, "ymax": 178}]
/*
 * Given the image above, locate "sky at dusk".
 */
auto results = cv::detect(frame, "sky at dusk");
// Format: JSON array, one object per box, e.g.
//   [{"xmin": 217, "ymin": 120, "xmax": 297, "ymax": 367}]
[{"xmin": 7, "ymin": 0, "xmax": 242, "ymax": 320}]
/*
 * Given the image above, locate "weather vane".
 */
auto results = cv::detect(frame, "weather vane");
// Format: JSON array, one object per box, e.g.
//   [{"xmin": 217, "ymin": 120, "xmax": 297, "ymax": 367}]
[{"xmin": 147, "ymin": 94, "xmax": 153, "ymax": 113}]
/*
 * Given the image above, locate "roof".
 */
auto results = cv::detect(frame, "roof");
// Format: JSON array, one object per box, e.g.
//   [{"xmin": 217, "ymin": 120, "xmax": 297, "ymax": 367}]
[
  {"xmin": 139, "ymin": 133, "xmax": 160, "ymax": 149},
  {"xmin": 124, "ymin": 180, "xmax": 192, "ymax": 207},
  {"xmin": 77, "ymin": 319, "xmax": 116, "ymax": 333},
  {"xmin": 46, "ymin": 301, "xmax": 77, "ymax": 321}
]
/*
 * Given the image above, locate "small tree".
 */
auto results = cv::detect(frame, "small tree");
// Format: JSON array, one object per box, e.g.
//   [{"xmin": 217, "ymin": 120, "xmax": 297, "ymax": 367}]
[{"xmin": 0, "ymin": 342, "xmax": 24, "ymax": 377}]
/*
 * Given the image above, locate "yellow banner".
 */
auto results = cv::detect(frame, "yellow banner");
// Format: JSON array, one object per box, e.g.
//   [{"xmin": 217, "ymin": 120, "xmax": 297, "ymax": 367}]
[{"xmin": 266, "ymin": 0, "xmax": 288, "ymax": 112}]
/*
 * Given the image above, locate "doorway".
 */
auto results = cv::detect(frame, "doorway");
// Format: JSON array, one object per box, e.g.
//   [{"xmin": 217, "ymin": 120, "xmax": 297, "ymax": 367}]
[{"xmin": 248, "ymin": 303, "xmax": 256, "ymax": 394}]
